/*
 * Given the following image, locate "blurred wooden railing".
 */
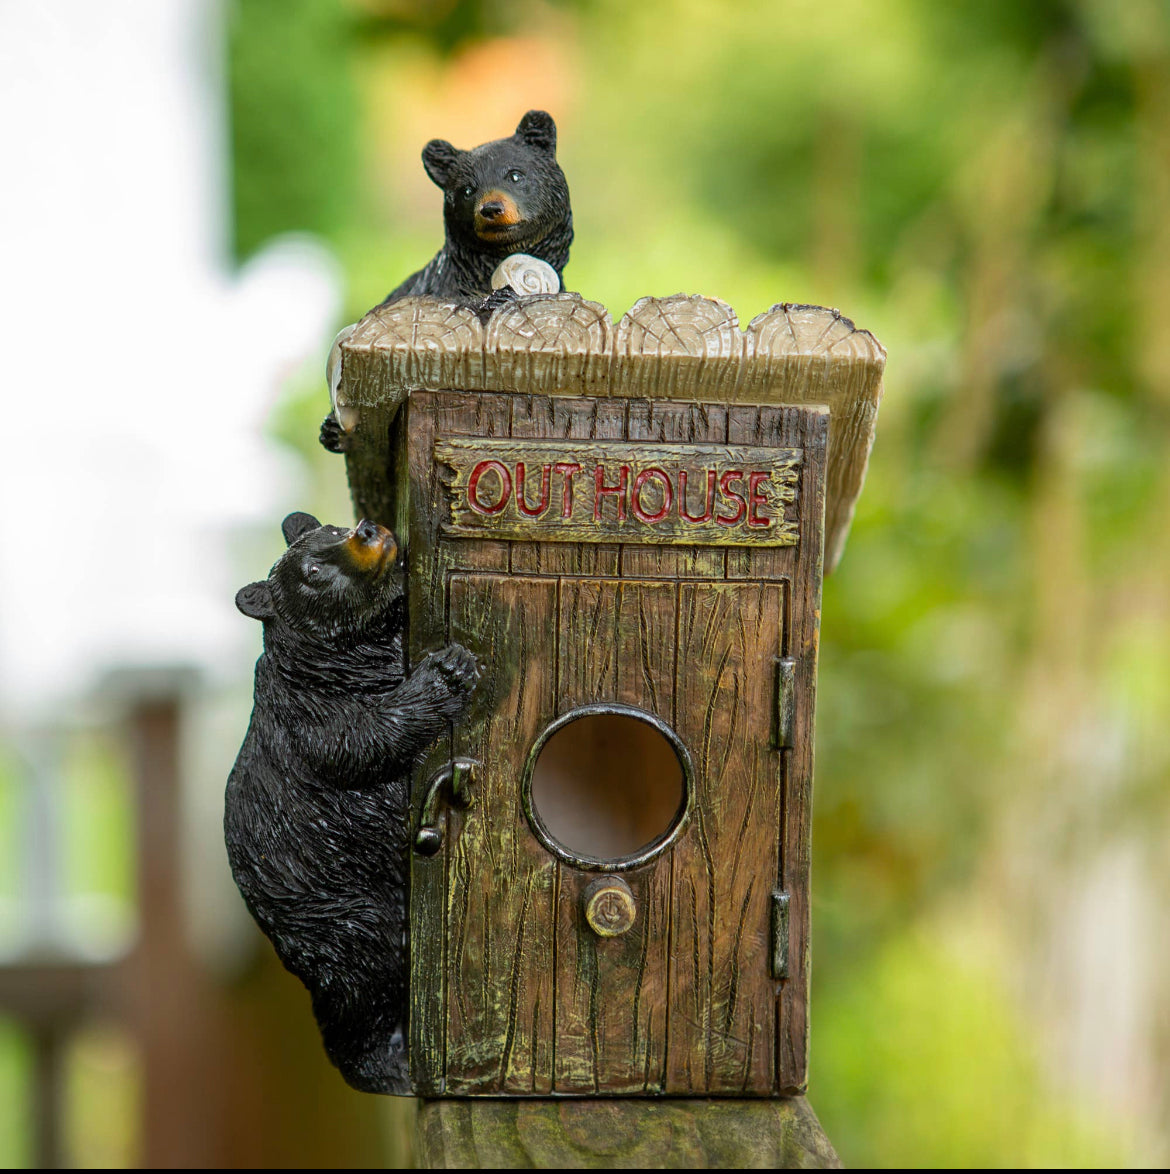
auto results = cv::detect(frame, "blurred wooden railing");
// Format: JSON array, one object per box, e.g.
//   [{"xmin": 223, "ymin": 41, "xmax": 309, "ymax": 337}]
[{"xmin": 0, "ymin": 675, "xmax": 396, "ymax": 1169}]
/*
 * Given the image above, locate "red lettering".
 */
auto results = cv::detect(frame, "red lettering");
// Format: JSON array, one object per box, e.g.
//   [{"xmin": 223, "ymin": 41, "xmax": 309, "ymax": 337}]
[
  {"xmin": 468, "ymin": 460, "xmax": 511, "ymax": 515},
  {"xmin": 716, "ymin": 470, "xmax": 746, "ymax": 526},
  {"xmin": 747, "ymin": 471, "xmax": 774, "ymax": 527},
  {"xmin": 631, "ymin": 467, "xmax": 673, "ymax": 524},
  {"xmin": 679, "ymin": 469, "xmax": 716, "ymax": 523},
  {"xmin": 554, "ymin": 462, "xmax": 581, "ymax": 517},
  {"xmin": 593, "ymin": 464, "xmax": 629, "ymax": 521},
  {"xmin": 515, "ymin": 462, "xmax": 552, "ymax": 517}
]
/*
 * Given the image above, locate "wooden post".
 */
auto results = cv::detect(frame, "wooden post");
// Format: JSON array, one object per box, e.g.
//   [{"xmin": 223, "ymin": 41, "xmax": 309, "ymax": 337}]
[{"xmin": 121, "ymin": 673, "xmax": 216, "ymax": 1169}]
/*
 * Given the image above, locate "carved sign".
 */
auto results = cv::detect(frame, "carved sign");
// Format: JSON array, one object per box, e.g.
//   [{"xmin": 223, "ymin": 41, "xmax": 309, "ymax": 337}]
[{"xmin": 435, "ymin": 438, "xmax": 801, "ymax": 546}]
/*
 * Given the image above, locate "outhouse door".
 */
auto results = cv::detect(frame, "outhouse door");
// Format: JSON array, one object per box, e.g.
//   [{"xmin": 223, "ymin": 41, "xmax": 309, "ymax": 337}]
[{"xmin": 401, "ymin": 390, "xmax": 828, "ymax": 1098}]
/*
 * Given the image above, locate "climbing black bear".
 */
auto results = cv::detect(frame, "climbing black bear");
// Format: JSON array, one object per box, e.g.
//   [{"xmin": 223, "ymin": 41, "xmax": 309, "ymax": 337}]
[
  {"xmin": 320, "ymin": 109, "xmax": 572, "ymax": 452},
  {"xmin": 224, "ymin": 511, "xmax": 479, "ymax": 1094}
]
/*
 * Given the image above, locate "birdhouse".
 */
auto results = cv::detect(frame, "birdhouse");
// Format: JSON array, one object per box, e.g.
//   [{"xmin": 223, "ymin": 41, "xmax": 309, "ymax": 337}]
[{"xmin": 336, "ymin": 292, "xmax": 885, "ymax": 1098}]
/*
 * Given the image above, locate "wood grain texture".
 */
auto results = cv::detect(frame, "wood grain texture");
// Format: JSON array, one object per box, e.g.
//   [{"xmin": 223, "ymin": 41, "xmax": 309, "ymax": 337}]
[
  {"xmin": 612, "ymin": 295, "xmax": 744, "ymax": 401},
  {"xmin": 668, "ymin": 581, "xmax": 784, "ymax": 1095},
  {"xmin": 415, "ymin": 1096, "xmax": 842, "ymax": 1169},
  {"xmin": 553, "ymin": 579, "xmax": 677, "ymax": 1094},
  {"xmin": 509, "ymin": 396, "xmax": 625, "ymax": 577},
  {"xmin": 446, "ymin": 575, "xmax": 558, "ymax": 1094},
  {"xmin": 405, "ymin": 394, "xmax": 511, "ymax": 1095},
  {"xmin": 400, "ymin": 391, "xmax": 828, "ymax": 1098},
  {"xmin": 624, "ymin": 399, "xmax": 729, "ymax": 580},
  {"xmin": 484, "ymin": 294, "xmax": 612, "ymax": 396},
  {"xmin": 341, "ymin": 294, "xmax": 882, "ymax": 569},
  {"xmin": 433, "ymin": 437, "xmax": 800, "ymax": 547}
]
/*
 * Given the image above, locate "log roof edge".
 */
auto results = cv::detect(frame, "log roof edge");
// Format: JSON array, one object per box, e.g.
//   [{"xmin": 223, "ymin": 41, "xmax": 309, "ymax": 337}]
[{"xmin": 338, "ymin": 293, "xmax": 886, "ymax": 570}]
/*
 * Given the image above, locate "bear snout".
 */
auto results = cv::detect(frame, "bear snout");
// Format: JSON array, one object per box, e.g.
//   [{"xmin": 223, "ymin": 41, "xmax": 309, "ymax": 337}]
[
  {"xmin": 474, "ymin": 191, "xmax": 521, "ymax": 236},
  {"xmin": 343, "ymin": 520, "xmax": 398, "ymax": 574}
]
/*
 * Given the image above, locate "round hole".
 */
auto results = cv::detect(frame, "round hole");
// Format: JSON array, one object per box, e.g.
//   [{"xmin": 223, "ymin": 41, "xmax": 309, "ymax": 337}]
[{"xmin": 524, "ymin": 706, "xmax": 690, "ymax": 869}]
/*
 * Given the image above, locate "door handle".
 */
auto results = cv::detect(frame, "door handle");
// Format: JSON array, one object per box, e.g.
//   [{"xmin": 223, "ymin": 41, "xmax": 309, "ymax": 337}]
[{"xmin": 414, "ymin": 758, "xmax": 478, "ymax": 856}]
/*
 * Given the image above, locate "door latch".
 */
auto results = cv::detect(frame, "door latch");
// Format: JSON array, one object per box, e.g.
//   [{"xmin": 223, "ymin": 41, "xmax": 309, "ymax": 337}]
[{"xmin": 414, "ymin": 758, "xmax": 478, "ymax": 856}]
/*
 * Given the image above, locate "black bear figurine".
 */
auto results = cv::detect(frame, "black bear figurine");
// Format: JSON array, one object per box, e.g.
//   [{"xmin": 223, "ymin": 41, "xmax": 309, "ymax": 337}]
[
  {"xmin": 385, "ymin": 108, "xmax": 572, "ymax": 304},
  {"xmin": 320, "ymin": 109, "xmax": 572, "ymax": 453},
  {"xmin": 225, "ymin": 511, "xmax": 479, "ymax": 1094}
]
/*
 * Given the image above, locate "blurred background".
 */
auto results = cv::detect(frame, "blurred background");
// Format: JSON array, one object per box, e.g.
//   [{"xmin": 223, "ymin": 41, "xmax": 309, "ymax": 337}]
[{"xmin": 1, "ymin": 0, "xmax": 1167, "ymax": 1166}]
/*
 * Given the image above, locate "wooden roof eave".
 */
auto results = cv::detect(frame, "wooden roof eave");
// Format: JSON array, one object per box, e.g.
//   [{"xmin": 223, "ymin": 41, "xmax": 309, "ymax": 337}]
[{"xmin": 337, "ymin": 293, "xmax": 886, "ymax": 571}]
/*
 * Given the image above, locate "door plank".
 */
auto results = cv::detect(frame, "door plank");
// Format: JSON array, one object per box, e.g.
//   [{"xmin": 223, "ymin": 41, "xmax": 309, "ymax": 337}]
[
  {"xmin": 552, "ymin": 579, "xmax": 677, "ymax": 1093},
  {"xmin": 444, "ymin": 574, "xmax": 559, "ymax": 1094},
  {"xmin": 406, "ymin": 393, "xmax": 513, "ymax": 1093},
  {"xmin": 667, "ymin": 582, "xmax": 784, "ymax": 1094}
]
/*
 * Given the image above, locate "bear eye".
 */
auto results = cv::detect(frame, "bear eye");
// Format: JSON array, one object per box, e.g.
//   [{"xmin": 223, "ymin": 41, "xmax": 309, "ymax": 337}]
[
  {"xmin": 461, "ymin": 184, "xmax": 475, "ymax": 198},
  {"xmin": 307, "ymin": 565, "xmax": 320, "ymax": 577},
  {"xmin": 507, "ymin": 169, "xmax": 523, "ymax": 183}
]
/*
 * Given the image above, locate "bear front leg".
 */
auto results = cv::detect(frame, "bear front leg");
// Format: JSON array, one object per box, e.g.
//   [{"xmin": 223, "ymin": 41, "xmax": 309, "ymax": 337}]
[{"xmin": 372, "ymin": 644, "xmax": 480, "ymax": 773}]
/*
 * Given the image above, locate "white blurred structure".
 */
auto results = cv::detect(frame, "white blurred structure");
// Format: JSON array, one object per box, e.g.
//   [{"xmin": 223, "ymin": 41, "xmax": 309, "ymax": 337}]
[{"xmin": 0, "ymin": 0, "xmax": 342, "ymax": 718}]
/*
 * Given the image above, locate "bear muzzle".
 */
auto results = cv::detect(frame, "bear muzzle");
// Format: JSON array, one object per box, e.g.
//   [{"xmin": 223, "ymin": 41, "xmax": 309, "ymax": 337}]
[
  {"xmin": 344, "ymin": 520, "xmax": 399, "ymax": 575},
  {"xmin": 474, "ymin": 190, "xmax": 522, "ymax": 239}
]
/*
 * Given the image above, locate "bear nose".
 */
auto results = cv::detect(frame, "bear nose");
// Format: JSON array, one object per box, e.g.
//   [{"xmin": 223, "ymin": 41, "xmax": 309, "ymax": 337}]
[
  {"xmin": 355, "ymin": 519, "xmax": 381, "ymax": 544},
  {"xmin": 478, "ymin": 200, "xmax": 504, "ymax": 220}
]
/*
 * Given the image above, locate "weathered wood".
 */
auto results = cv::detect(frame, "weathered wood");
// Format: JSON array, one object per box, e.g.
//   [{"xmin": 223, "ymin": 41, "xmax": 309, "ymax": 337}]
[
  {"xmin": 341, "ymin": 294, "xmax": 883, "ymax": 569},
  {"xmin": 446, "ymin": 575, "xmax": 558, "ymax": 1094},
  {"xmin": 433, "ymin": 437, "xmax": 800, "ymax": 546},
  {"xmin": 509, "ymin": 396, "xmax": 625, "ymax": 577},
  {"xmin": 624, "ymin": 399, "xmax": 728, "ymax": 579},
  {"xmin": 415, "ymin": 1096, "xmax": 842, "ymax": 1169},
  {"xmin": 553, "ymin": 579, "xmax": 676, "ymax": 1093},
  {"xmin": 400, "ymin": 391, "xmax": 827, "ymax": 1098},
  {"xmin": 668, "ymin": 580, "xmax": 784, "ymax": 1094},
  {"xmin": 405, "ymin": 393, "xmax": 512, "ymax": 1095}
]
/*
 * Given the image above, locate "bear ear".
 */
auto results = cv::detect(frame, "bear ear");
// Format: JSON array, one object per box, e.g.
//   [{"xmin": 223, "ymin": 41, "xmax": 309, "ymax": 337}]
[
  {"xmin": 281, "ymin": 511, "xmax": 320, "ymax": 546},
  {"xmin": 236, "ymin": 581, "xmax": 275, "ymax": 621},
  {"xmin": 422, "ymin": 139, "xmax": 461, "ymax": 187},
  {"xmin": 516, "ymin": 110, "xmax": 556, "ymax": 152}
]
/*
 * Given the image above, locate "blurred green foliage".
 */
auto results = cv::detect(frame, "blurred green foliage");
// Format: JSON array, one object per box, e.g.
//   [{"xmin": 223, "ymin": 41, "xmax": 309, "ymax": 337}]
[
  {"xmin": 228, "ymin": 0, "xmax": 360, "ymax": 259},
  {"xmin": 220, "ymin": 0, "xmax": 1170, "ymax": 1166},
  {"xmin": 0, "ymin": 1019, "xmax": 30, "ymax": 1168}
]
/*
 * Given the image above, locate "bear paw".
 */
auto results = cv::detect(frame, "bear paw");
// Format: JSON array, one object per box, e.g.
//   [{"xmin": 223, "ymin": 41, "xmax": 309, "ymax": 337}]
[
  {"xmin": 426, "ymin": 643, "xmax": 480, "ymax": 693},
  {"xmin": 319, "ymin": 412, "xmax": 350, "ymax": 454},
  {"xmin": 475, "ymin": 286, "xmax": 519, "ymax": 323}
]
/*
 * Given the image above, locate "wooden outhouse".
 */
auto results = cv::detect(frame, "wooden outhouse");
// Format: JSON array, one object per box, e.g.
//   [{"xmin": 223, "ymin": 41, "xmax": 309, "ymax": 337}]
[{"xmin": 337, "ymin": 293, "xmax": 885, "ymax": 1099}]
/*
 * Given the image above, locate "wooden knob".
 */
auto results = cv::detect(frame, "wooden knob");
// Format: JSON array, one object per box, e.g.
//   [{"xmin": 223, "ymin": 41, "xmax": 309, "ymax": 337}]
[{"xmin": 582, "ymin": 877, "xmax": 636, "ymax": 937}]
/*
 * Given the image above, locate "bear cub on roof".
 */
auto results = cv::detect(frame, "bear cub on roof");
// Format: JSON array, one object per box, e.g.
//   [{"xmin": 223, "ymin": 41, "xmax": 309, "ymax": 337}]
[
  {"xmin": 225, "ymin": 511, "xmax": 478, "ymax": 1094},
  {"xmin": 385, "ymin": 108, "xmax": 572, "ymax": 304},
  {"xmin": 320, "ymin": 110, "xmax": 572, "ymax": 453}
]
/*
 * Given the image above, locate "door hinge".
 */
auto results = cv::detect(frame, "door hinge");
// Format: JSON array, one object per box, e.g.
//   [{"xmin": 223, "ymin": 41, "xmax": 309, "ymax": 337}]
[
  {"xmin": 774, "ymin": 657, "xmax": 796, "ymax": 749},
  {"xmin": 770, "ymin": 889, "xmax": 790, "ymax": 979}
]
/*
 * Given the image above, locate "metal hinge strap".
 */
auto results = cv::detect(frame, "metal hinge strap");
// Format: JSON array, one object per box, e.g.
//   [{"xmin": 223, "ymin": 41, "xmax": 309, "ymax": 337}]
[
  {"xmin": 770, "ymin": 889, "xmax": 791, "ymax": 979},
  {"xmin": 775, "ymin": 657, "xmax": 796, "ymax": 749}
]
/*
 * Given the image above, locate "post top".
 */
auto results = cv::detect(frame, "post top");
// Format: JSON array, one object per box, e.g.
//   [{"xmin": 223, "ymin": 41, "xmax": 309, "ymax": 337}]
[{"xmin": 338, "ymin": 293, "xmax": 885, "ymax": 570}]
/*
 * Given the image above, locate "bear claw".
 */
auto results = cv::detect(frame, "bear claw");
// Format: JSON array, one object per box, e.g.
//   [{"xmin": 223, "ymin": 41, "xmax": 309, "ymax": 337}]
[{"xmin": 426, "ymin": 644, "xmax": 479, "ymax": 691}]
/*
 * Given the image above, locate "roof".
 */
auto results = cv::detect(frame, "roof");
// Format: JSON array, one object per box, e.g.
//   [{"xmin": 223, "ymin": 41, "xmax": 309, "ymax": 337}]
[{"xmin": 337, "ymin": 293, "xmax": 886, "ymax": 570}]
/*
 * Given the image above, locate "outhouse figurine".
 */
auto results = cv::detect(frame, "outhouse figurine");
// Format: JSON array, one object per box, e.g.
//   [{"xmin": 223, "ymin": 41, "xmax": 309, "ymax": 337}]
[{"xmin": 227, "ymin": 112, "xmax": 884, "ymax": 1168}]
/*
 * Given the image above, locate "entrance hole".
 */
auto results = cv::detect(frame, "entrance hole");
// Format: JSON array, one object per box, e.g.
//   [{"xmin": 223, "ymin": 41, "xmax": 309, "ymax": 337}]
[{"xmin": 525, "ymin": 707, "xmax": 689, "ymax": 867}]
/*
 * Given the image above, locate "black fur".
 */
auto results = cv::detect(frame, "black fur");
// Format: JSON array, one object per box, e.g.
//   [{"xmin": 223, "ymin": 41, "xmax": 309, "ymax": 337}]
[
  {"xmin": 224, "ymin": 512, "xmax": 478, "ymax": 1093},
  {"xmin": 319, "ymin": 111, "xmax": 573, "ymax": 453},
  {"xmin": 387, "ymin": 109, "xmax": 572, "ymax": 303}
]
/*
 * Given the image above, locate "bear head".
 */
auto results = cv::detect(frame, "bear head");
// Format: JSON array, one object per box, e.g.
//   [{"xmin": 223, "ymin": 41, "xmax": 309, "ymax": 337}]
[
  {"xmin": 236, "ymin": 512, "xmax": 403, "ymax": 644},
  {"xmin": 422, "ymin": 110, "xmax": 572, "ymax": 259}
]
